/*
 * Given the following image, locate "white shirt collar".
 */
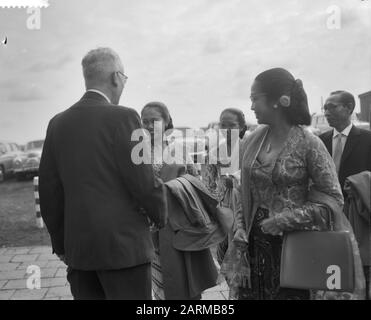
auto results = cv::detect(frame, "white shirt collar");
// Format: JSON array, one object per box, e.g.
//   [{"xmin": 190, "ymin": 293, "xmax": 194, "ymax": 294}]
[
  {"xmin": 333, "ymin": 123, "xmax": 353, "ymax": 138},
  {"xmin": 86, "ymin": 89, "xmax": 111, "ymax": 104}
]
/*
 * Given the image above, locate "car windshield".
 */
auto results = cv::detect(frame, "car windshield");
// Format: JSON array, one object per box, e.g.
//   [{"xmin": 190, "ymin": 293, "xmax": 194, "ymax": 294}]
[{"xmin": 26, "ymin": 140, "xmax": 44, "ymax": 150}]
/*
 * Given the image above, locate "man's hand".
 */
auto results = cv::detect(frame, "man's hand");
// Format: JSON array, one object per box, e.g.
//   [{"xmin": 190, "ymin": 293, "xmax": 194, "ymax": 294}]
[{"xmin": 260, "ymin": 217, "xmax": 282, "ymax": 236}]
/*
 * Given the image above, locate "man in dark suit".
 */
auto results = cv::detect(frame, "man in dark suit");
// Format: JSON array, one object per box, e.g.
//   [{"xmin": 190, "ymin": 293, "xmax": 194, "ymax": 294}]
[
  {"xmin": 320, "ymin": 91, "xmax": 371, "ymax": 300},
  {"xmin": 39, "ymin": 47, "xmax": 167, "ymax": 300},
  {"xmin": 320, "ymin": 90, "xmax": 371, "ymax": 196}
]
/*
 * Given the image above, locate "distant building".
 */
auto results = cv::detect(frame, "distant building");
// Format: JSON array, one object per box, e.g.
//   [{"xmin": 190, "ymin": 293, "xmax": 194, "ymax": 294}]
[{"xmin": 358, "ymin": 91, "xmax": 371, "ymax": 126}]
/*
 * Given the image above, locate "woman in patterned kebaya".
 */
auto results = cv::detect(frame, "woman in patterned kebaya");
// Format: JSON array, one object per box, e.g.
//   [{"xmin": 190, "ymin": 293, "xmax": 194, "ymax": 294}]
[{"xmin": 230, "ymin": 68, "xmax": 365, "ymax": 300}]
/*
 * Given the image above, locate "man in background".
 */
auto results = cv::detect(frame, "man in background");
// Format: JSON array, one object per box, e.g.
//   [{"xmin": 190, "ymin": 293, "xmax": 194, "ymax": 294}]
[
  {"xmin": 320, "ymin": 90, "xmax": 371, "ymax": 299},
  {"xmin": 320, "ymin": 90, "xmax": 371, "ymax": 194}
]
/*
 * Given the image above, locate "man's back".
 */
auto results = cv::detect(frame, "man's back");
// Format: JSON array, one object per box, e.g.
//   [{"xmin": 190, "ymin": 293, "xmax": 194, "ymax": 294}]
[{"xmin": 39, "ymin": 92, "xmax": 166, "ymax": 270}]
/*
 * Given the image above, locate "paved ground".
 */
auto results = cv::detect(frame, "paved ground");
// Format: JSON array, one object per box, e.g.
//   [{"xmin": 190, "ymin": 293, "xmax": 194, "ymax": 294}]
[{"xmin": 0, "ymin": 246, "xmax": 229, "ymax": 300}]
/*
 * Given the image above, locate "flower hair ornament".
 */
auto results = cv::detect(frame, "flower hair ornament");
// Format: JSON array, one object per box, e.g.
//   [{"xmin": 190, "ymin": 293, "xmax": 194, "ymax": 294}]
[
  {"xmin": 295, "ymin": 78, "xmax": 303, "ymax": 88},
  {"xmin": 279, "ymin": 95, "xmax": 291, "ymax": 107},
  {"xmin": 278, "ymin": 79, "xmax": 302, "ymax": 108}
]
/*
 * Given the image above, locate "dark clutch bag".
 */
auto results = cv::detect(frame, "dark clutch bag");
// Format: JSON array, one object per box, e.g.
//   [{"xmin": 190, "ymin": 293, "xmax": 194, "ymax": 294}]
[{"xmin": 280, "ymin": 230, "xmax": 355, "ymax": 292}]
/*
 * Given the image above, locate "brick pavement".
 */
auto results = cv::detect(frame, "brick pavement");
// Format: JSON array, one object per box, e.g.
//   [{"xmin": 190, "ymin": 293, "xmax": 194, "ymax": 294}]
[{"xmin": 0, "ymin": 246, "xmax": 229, "ymax": 300}]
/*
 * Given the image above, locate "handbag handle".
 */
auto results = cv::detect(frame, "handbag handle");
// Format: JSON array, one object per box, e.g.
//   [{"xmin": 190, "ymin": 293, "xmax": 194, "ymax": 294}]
[{"xmin": 327, "ymin": 206, "xmax": 335, "ymax": 232}]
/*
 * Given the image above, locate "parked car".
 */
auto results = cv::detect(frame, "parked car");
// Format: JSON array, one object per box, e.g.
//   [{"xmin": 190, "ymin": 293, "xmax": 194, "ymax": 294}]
[
  {"xmin": 0, "ymin": 141, "xmax": 24, "ymax": 182},
  {"xmin": 13, "ymin": 139, "xmax": 44, "ymax": 180}
]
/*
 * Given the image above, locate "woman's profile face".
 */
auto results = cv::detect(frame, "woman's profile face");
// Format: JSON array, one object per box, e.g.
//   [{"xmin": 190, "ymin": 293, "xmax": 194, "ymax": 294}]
[
  {"xmin": 250, "ymin": 80, "xmax": 273, "ymax": 125},
  {"xmin": 141, "ymin": 107, "xmax": 166, "ymax": 138}
]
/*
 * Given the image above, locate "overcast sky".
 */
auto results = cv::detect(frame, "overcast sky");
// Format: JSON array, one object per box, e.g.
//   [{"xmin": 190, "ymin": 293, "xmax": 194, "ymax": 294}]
[{"xmin": 0, "ymin": 0, "xmax": 370, "ymax": 144}]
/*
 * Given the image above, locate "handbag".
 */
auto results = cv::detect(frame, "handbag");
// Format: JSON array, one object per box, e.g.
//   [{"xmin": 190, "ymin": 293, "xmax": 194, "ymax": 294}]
[{"xmin": 280, "ymin": 230, "xmax": 355, "ymax": 292}]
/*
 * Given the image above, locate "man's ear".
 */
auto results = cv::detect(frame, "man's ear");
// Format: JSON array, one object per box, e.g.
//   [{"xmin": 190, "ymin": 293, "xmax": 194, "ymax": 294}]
[
  {"xmin": 346, "ymin": 103, "xmax": 355, "ymax": 115},
  {"xmin": 111, "ymin": 72, "xmax": 119, "ymax": 87}
]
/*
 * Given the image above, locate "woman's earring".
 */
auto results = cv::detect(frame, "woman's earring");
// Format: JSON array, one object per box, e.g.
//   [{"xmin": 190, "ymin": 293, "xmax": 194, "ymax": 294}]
[{"xmin": 273, "ymin": 104, "xmax": 278, "ymax": 109}]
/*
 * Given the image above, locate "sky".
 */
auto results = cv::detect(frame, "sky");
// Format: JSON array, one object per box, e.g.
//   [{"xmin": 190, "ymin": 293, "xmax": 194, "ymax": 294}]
[{"xmin": 0, "ymin": 0, "xmax": 370, "ymax": 144}]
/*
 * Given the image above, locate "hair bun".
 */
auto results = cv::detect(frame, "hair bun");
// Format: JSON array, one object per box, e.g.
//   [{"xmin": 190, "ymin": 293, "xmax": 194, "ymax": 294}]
[{"xmin": 295, "ymin": 79, "xmax": 303, "ymax": 88}]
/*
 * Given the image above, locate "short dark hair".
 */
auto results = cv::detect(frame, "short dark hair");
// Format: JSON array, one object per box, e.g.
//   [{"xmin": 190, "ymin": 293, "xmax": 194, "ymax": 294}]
[
  {"xmin": 141, "ymin": 101, "xmax": 174, "ymax": 130},
  {"xmin": 330, "ymin": 90, "xmax": 355, "ymax": 113},
  {"xmin": 220, "ymin": 108, "xmax": 248, "ymax": 139},
  {"xmin": 255, "ymin": 68, "xmax": 311, "ymax": 126}
]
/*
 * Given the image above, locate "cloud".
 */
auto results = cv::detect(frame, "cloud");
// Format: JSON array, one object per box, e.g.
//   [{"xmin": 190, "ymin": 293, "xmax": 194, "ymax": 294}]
[
  {"xmin": 202, "ymin": 34, "xmax": 225, "ymax": 54},
  {"xmin": 6, "ymin": 85, "xmax": 46, "ymax": 102},
  {"xmin": 0, "ymin": 121, "xmax": 14, "ymax": 129},
  {"xmin": 0, "ymin": 79, "xmax": 18, "ymax": 89},
  {"xmin": 0, "ymin": 0, "xmax": 370, "ymax": 142},
  {"xmin": 167, "ymin": 77, "xmax": 187, "ymax": 87},
  {"xmin": 26, "ymin": 54, "xmax": 73, "ymax": 73}
]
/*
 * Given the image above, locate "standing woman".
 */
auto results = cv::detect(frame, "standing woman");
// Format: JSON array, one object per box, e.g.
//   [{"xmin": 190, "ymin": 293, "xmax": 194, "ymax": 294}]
[
  {"xmin": 202, "ymin": 108, "xmax": 247, "ymax": 265},
  {"xmin": 141, "ymin": 102, "xmax": 218, "ymax": 300},
  {"xmin": 231, "ymin": 68, "xmax": 365, "ymax": 300}
]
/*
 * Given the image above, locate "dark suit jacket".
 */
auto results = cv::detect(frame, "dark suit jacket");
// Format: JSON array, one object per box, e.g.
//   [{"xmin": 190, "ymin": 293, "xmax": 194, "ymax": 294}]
[
  {"xmin": 320, "ymin": 126, "xmax": 371, "ymax": 194},
  {"xmin": 39, "ymin": 92, "xmax": 167, "ymax": 270}
]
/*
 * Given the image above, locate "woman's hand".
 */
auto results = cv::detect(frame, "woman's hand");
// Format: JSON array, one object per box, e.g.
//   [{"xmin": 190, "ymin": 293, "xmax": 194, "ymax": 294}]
[
  {"xmin": 260, "ymin": 217, "xmax": 282, "ymax": 236},
  {"xmin": 233, "ymin": 228, "xmax": 248, "ymax": 250}
]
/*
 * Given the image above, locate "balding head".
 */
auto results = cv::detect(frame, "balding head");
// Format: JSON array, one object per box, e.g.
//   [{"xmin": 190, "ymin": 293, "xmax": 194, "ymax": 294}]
[{"xmin": 81, "ymin": 47, "xmax": 126, "ymax": 105}]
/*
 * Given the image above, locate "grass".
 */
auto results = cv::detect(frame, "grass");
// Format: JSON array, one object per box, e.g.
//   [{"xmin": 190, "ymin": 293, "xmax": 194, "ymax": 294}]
[
  {"xmin": 0, "ymin": 178, "xmax": 221, "ymax": 256},
  {"xmin": 0, "ymin": 178, "xmax": 51, "ymax": 248}
]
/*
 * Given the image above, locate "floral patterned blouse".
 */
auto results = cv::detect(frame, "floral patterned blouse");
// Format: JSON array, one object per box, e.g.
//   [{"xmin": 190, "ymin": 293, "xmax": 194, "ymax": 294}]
[{"xmin": 237, "ymin": 125, "xmax": 344, "ymax": 233}]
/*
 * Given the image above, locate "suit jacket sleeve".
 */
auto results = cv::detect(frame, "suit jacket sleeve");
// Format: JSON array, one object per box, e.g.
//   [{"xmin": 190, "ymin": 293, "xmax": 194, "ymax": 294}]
[
  {"xmin": 113, "ymin": 108, "xmax": 167, "ymax": 228},
  {"xmin": 39, "ymin": 117, "xmax": 65, "ymax": 255}
]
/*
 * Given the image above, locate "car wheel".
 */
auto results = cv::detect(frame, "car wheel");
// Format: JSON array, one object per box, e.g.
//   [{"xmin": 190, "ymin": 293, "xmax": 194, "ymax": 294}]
[{"xmin": 0, "ymin": 166, "xmax": 4, "ymax": 183}]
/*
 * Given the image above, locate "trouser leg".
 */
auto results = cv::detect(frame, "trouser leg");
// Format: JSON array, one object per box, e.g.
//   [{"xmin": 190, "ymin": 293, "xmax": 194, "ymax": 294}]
[
  {"xmin": 66, "ymin": 267, "xmax": 106, "ymax": 300},
  {"xmin": 97, "ymin": 263, "xmax": 152, "ymax": 300}
]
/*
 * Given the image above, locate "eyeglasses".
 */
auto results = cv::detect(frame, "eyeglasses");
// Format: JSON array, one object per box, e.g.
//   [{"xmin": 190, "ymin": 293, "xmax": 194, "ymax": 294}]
[
  {"xmin": 323, "ymin": 103, "xmax": 343, "ymax": 112},
  {"xmin": 117, "ymin": 71, "xmax": 128, "ymax": 82}
]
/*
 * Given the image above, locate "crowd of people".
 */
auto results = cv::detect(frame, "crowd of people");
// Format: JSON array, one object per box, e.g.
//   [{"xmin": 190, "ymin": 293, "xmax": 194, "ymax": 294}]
[{"xmin": 38, "ymin": 47, "xmax": 371, "ymax": 300}]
